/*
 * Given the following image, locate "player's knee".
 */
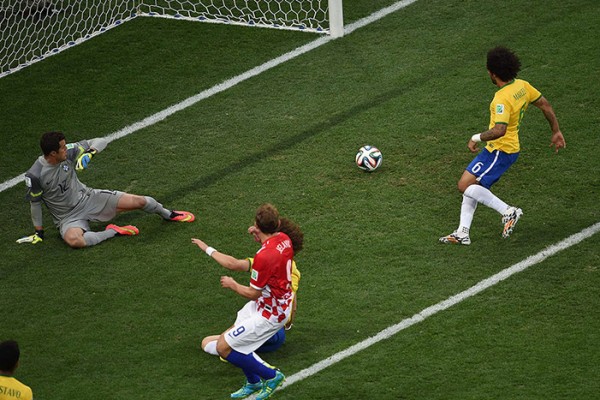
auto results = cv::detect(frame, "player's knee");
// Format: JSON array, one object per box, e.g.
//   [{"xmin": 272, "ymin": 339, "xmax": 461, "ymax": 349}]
[
  {"xmin": 201, "ymin": 337, "xmax": 212, "ymax": 350},
  {"xmin": 457, "ymin": 179, "xmax": 475, "ymax": 193},
  {"xmin": 121, "ymin": 194, "xmax": 146, "ymax": 210},
  {"xmin": 63, "ymin": 229, "xmax": 86, "ymax": 248},
  {"xmin": 216, "ymin": 337, "xmax": 231, "ymax": 358},
  {"xmin": 133, "ymin": 195, "xmax": 147, "ymax": 209}
]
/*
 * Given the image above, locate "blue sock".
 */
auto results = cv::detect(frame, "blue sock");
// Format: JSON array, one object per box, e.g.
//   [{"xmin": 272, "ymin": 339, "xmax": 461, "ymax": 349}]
[{"xmin": 226, "ymin": 350, "xmax": 277, "ymax": 380}]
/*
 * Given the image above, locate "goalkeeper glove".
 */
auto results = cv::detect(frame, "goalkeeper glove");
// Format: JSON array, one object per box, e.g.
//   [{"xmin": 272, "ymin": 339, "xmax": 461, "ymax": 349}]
[
  {"xmin": 76, "ymin": 149, "xmax": 97, "ymax": 171},
  {"xmin": 16, "ymin": 230, "xmax": 44, "ymax": 244}
]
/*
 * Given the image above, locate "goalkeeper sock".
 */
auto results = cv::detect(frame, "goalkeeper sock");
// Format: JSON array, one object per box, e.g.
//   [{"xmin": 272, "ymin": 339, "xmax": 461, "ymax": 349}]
[
  {"xmin": 142, "ymin": 196, "xmax": 171, "ymax": 219},
  {"xmin": 83, "ymin": 230, "xmax": 116, "ymax": 247}
]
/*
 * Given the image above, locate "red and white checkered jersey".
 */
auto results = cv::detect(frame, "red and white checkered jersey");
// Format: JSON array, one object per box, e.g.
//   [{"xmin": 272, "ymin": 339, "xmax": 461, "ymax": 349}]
[{"xmin": 250, "ymin": 232, "xmax": 294, "ymax": 323}]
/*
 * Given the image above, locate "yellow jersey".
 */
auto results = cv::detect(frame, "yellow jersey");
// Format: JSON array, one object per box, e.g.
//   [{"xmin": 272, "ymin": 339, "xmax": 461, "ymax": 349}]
[
  {"xmin": 0, "ymin": 375, "xmax": 33, "ymax": 400},
  {"xmin": 486, "ymin": 79, "xmax": 542, "ymax": 154}
]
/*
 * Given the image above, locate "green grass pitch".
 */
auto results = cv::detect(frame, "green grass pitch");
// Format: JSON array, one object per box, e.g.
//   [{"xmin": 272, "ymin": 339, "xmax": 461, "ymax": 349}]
[{"xmin": 1, "ymin": 0, "xmax": 599, "ymax": 399}]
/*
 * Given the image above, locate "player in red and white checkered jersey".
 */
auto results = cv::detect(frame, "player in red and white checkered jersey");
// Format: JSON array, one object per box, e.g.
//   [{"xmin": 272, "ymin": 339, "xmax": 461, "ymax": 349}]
[
  {"xmin": 250, "ymin": 229, "xmax": 294, "ymax": 323},
  {"xmin": 191, "ymin": 203, "xmax": 303, "ymax": 399}
]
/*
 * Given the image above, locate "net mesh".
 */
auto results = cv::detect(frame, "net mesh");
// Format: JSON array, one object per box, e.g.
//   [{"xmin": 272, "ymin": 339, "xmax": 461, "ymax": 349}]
[{"xmin": 0, "ymin": 0, "xmax": 332, "ymax": 78}]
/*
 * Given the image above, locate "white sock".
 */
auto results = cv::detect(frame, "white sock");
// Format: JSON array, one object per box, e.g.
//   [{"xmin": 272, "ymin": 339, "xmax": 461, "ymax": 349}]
[
  {"xmin": 464, "ymin": 185, "xmax": 509, "ymax": 214},
  {"xmin": 458, "ymin": 194, "xmax": 477, "ymax": 235},
  {"xmin": 203, "ymin": 340, "xmax": 218, "ymax": 356}
]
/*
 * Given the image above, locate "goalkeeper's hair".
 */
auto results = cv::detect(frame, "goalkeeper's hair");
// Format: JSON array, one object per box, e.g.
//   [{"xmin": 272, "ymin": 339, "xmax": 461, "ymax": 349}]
[
  {"xmin": 40, "ymin": 131, "xmax": 66, "ymax": 156},
  {"xmin": 487, "ymin": 46, "xmax": 521, "ymax": 82},
  {"xmin": 0, "ymin": 340, "xmax": 20, "ymax": 373}
]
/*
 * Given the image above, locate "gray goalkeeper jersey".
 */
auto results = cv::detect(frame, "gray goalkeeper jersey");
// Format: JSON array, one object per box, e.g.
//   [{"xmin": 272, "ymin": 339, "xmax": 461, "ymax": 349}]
[{"xmin": 25, "ymin": 139, "xmax": 104, "ymax": 225}]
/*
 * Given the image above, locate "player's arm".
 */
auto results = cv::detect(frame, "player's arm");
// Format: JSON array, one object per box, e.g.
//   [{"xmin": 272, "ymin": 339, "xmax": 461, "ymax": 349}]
[
  {"xmin": 87, "ymin": 137, "xmax": 108, "ymax": 153},
  {"xmin": 532, "ymin": 96, "xmax": 566, "ymax": 153},
  {"xmin": 31, "ymin": 201, "xmax": 43, "ymax": 230},
  {"xmin": 18, "ymin": 174, "xmax": 45, "ymax": 244},
  {"xmin": 72, "ymin": 137, "xmax": 108, "ymax": 170},
  {"xmin": 191, "ymin": 238, "xmax": 250, "ymax": 271},
  {"xmin": 468, "ymin": 123, "xmax": 507, "ymax": 153},
  {"xmin": 16, "ymin": 201, "xmax": 46, "ymax": 244},
  {"xmin": 220, "ymin": 276, "xmax": 262, "ymax": 300}
]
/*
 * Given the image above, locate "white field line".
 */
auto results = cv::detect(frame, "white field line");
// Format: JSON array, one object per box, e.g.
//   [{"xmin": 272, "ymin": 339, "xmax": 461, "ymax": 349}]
[
  {"xmin": 262, "ymin": 221, "xmax": 600, "ymax": 394},
  {"xmin": 0, "ymin": 0, "xmax": 419, "ymax": 194}
]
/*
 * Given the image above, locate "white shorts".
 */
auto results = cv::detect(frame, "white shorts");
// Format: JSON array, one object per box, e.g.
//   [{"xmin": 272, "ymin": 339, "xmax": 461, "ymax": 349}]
[{"xmin": 224, "ymin": 301, "xmax": 285, "ymax": 355}]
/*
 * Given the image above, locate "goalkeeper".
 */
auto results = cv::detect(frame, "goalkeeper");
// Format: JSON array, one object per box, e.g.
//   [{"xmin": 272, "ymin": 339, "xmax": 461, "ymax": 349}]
[{"xmin": 18, "ymin": 131, "xmax": 195, "ymax": 248}]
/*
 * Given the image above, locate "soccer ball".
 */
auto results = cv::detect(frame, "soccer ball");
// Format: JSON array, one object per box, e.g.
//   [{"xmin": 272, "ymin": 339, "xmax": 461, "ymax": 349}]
[{"xmin": 355, "ymin": 145, "xmax": 382, "ymax": 172}]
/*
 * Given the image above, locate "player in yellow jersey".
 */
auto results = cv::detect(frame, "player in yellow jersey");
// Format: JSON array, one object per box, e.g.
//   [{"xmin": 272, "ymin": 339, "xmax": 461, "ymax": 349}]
[
  {"xmin": 0, "ymin": 341, "xmax": 33, "ymax": 400},
  {"xmin": 440, "ymin": 46, "xmax": 566, "ymax": 245}
]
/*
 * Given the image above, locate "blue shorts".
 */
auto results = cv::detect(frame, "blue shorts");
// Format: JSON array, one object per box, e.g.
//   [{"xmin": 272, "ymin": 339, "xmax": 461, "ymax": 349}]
[{"xmin": 466, "ymin": 148, "xmax": 519, "ymax": 189}]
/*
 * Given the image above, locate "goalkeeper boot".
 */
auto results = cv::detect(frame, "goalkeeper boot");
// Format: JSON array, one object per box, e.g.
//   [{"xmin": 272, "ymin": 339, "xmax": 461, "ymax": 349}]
[
  {"xmin": 106, "ymin": 224, "xmax": 139, "ymax": 236},
  {"xmin": 168, "ymin": 210, "xmax": 195, "ymax": 222},
  {"xmin": 439, "ymin": 229, "xmax": 471, "ymax": 245},
  {"xmin": 230, "ymin": 381, "xmax": 262, "ymax": 399},
  {"xmin": 502, "ymin": 207, "xmax": 523, "ymax": 238},
  {"xmin": 256, "ymin": 370, "xmax": 285, "ymax": 400}
]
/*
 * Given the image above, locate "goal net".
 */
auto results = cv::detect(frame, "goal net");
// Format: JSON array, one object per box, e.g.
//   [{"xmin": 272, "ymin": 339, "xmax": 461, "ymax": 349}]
[
  {"xmin": 0, "ymin": 0, "xmax": 343, "ymax": 79},
  {"xmin": 0, "ymin": 1, "xmax": 136, "ymax": 78},
  {"xmin": 139, "ymin": 0, "xmax": 329, "ymax": 33}
]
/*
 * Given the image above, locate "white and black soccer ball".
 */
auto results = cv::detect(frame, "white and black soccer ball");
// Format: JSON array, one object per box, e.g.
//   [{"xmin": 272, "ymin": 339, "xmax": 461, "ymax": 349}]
[{"xmin": 355, "ymin": 145, "xmax": 382, "ymax": 172}]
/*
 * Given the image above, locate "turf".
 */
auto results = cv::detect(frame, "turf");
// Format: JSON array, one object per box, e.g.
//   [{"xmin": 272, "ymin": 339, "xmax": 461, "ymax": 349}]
[{"xmin": 0, "ymin": 0, "xmax": 599, "ymax": 399}]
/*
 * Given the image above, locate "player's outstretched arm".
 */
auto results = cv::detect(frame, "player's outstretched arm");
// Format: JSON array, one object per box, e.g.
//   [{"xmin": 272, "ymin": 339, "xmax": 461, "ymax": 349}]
[
  {"xmin": 191, "ymin": 238, "xmax": 250, "ymax": 271},
  {"xmin": 75, "ymin": 138, "xmax": 108, "ymax": 171},
  {"xmin": 87, "ymin": 137, "xmax": 108, "ymax": 153},
  {"xmin": 532, "ymin": 96, "xmax": 566, "ymax": 153}
]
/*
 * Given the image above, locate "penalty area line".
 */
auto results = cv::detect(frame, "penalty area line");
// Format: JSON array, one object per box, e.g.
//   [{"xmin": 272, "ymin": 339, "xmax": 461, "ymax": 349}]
[{"xmin": 268, "ymin": 221, "xmax": 600, "ymax": 394}]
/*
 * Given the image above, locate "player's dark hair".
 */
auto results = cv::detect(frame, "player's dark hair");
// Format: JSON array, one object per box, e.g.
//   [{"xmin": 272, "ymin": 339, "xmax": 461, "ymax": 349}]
[
  {"xmin": 279, "ymin": 217, "xmax": 304, "ymax": 253},
  {"xmin": 40, "ymin": 131, "xmax": 65, "ymax": 156},
  {"xmin": 255, "ymin": 203, "xmax": 280, "ymax": 234},
  {"xmin": 487, "ymin": 46, "xmax": 521, "ymax": 82},
  {"xmin": 0, "ymin": 340, "xmax": 20, "ymax": 373}
]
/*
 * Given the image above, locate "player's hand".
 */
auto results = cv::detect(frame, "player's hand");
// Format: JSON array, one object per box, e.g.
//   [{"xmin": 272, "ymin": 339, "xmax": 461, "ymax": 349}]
[
  {"xmin": 248, "ymin": 225, "xmax": 260, "ymax": 242},
  {"xmin": 550, "ymin": 131, "xmax": 566, "ymax": 153},
  {"xmin": 220, "ymin": 276, "xmax": 237, "ymax": 289},
  {"xmin": 191, "ymin": 238, "xmax": 208, "ymax": 252},
  {"xmin": 467, "ymin": 139, "xmax": 479, "ymax": 153},
  {"xmin": 76, "ymin": 149, "xmax": 97, "ymax": 171},
  {"xmin": 16, "ymin": 230, "xmax": 44, "ymax": 244}
]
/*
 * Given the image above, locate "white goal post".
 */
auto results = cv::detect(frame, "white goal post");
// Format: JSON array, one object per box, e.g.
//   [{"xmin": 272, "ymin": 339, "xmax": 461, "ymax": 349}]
[{"xmin": 0, "ymin": 0, "xmax": 344, "ymax": 79}]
